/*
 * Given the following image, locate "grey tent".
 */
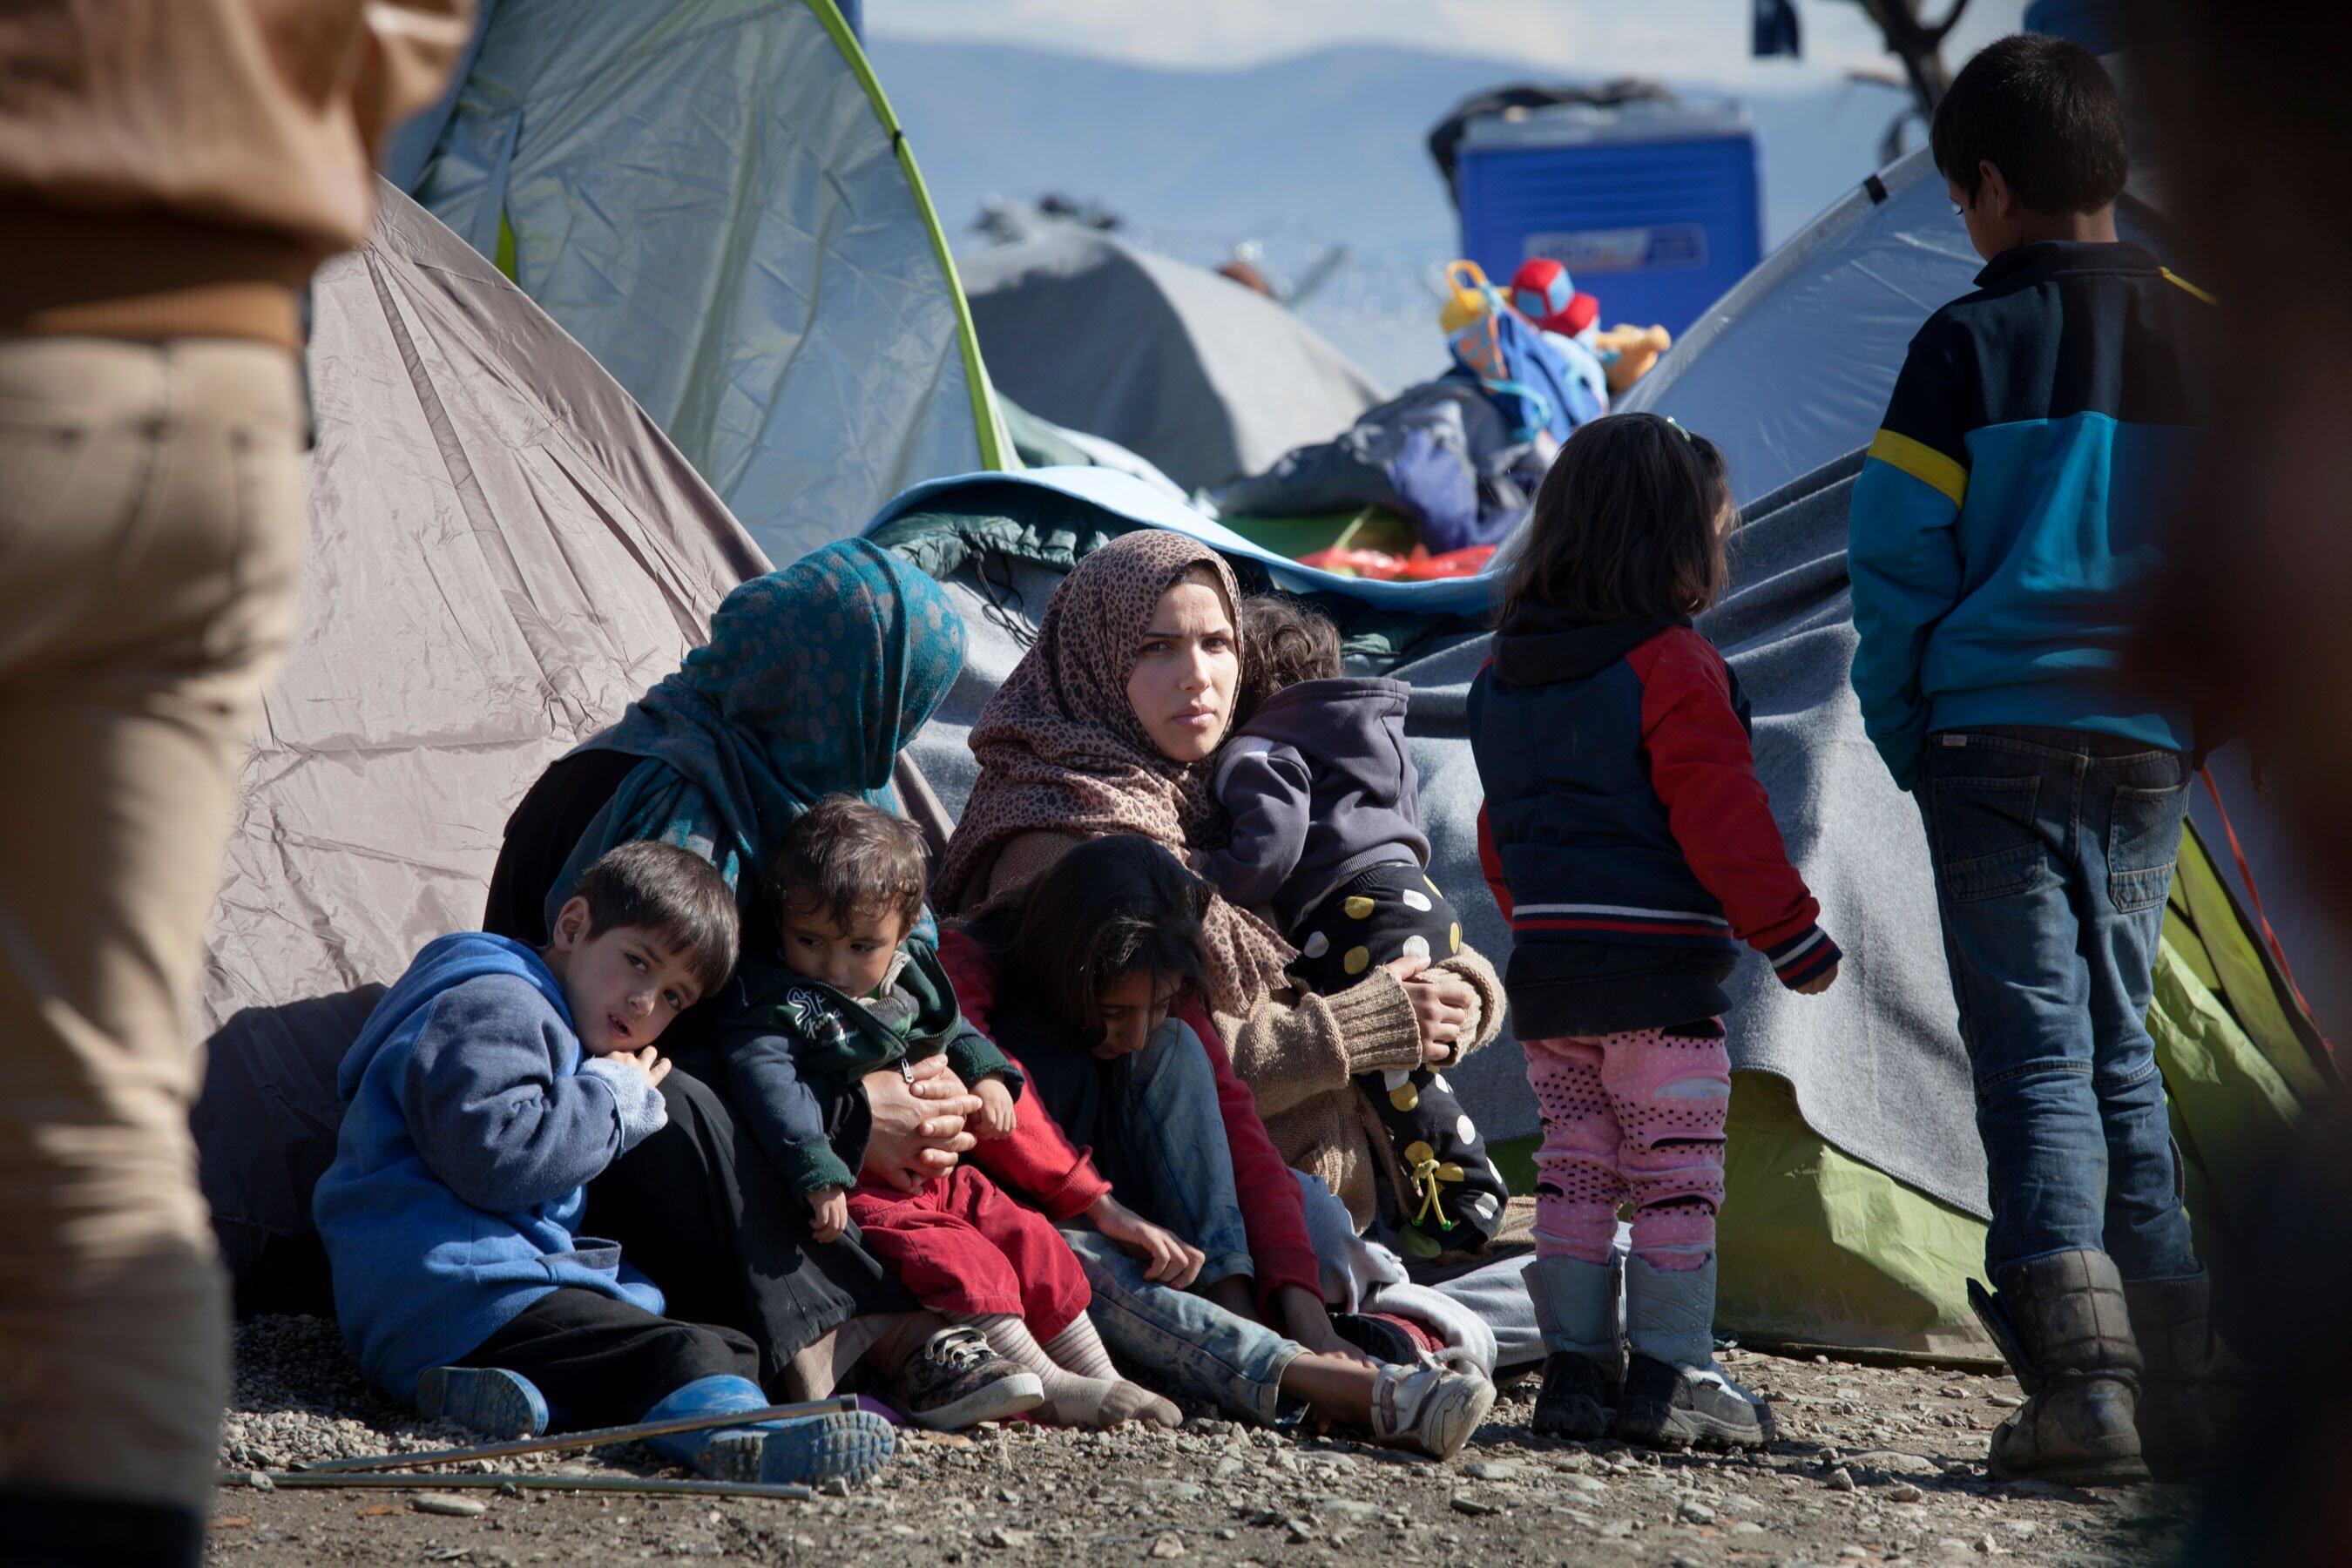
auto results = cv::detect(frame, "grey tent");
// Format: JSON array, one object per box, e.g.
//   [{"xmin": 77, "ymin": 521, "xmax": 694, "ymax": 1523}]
[
  {"xmin": 193, "ymin": 183, "xmax": 766, "ymax": 1303},
  {"xmin": 402, "ymin": 0, "xmax": 1007, "ymax": 569},
  {"xmin": 961, "ymin": 226, "xmax": 1389, "ymax": 493}
]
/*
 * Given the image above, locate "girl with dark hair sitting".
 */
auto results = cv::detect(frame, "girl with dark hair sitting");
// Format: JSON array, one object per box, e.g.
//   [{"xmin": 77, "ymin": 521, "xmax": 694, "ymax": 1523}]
[{"xmin": 941, "ymin": 835, "xmax": 1497, "ymax": 1458}]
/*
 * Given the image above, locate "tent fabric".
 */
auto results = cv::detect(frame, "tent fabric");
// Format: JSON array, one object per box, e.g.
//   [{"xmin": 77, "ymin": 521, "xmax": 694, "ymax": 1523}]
[
  {"xmin": 1619, "ymin": 145, "xmax": 2166, "ymax": 509},
  {"xmin": 960, "ymin": 227, "xmax": 1389, "ymax": 493},
  {"xmin": 193, "ymin": 181, "xmax": 764, "ymax": 1301},
  {"xmin": 406, "ymin": 0, "xmax": 1002, "ymax": 569},
  {"xmin": 874, "ymin": 452, "xmax": 1992, "ymax": 1219}
]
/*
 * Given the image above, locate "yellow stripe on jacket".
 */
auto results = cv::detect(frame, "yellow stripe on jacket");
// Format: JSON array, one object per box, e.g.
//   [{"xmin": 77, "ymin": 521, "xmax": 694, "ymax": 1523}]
[{"xmin": 1866, "ymin": 427, "xmax": 1969, "ymax": 508}]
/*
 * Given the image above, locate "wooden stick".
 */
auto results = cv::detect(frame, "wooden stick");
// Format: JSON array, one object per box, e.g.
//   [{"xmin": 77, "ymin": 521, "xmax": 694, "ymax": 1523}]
[
  {"xmin": 232, "ymin": 1470, "xmax": 818, "ymax": 1501},
  {"xmin": 293, "ymin": 1395, "xmax": 862, "ymax": 1475}
]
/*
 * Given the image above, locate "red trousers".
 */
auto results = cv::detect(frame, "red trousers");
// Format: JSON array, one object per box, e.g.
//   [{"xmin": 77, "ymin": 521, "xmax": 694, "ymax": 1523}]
[{"xmin": 848, "ymin": 1166, "xmax": 1091, "ymax": 1337}]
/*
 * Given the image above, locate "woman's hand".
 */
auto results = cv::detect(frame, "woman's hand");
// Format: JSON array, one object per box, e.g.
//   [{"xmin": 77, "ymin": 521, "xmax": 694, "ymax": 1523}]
[
  {"xmin": 1273, "ymin": 1284, "xmax": 1376, "ymax": 1366},
  {"xmin": 1383, "ymin": 956, "xmax": 1473, "ymax": 1063},
  {"xmin": 1087, "ymin": 1193, "xmax": 1206, "ymax": 1288},
  {"xmin": 862, "ymin": 1057, "xmax": 980, "ymax": 1194}
]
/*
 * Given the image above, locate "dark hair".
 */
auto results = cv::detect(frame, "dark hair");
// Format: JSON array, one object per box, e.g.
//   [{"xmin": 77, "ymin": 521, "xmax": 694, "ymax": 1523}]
[
  {"xmin": 963, "ymin": 835, "xmax": 1209, "ymax": 1044},
  {"xmin": 573, "ymin": 840, "xmax": 740, "ymax": 997},
  {"xmin": 1501, "ymin": 412, "xmax": 1733, "ymax": 625},
  {"xmin": 1235, "ymin": 593, "xmax": 1342, "ymax": 723},
  {"xmin": 766, "ymin": 794, "xmax": 928, "ymax": 938},
  {"xmin": 1932, "ymin": 34, "xmax": 2126, "ymax": 213}
]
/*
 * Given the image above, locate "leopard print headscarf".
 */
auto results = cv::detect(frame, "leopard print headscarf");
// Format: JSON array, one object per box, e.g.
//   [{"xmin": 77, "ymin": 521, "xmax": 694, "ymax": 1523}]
[{"xmin": 934, "ymin": 530, "xmax": 1294, "ymax": 1014}]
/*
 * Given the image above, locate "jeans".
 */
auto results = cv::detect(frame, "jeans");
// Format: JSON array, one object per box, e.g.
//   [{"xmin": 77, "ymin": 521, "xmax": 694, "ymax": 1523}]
[
  {"xmin": 1916, "ymin": 726, "xmax": 2200, "ymax": 1282},
  {"xmin": 1061, "ymin": 1021, "xmax": 1299, "ymax": 1421}
]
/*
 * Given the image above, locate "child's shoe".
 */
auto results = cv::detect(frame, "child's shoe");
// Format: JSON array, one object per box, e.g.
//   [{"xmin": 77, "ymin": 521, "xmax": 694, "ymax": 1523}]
[
  {"xmin": 1369, "ymin": 1354, "xmax": 1497, "ymax": 1459},
  {"xmin": 1972, "ymin": 1249, "xmax": 2146, "ymax": 1485},
  {"xmin": 415, "ymin": 1366, "xmax": 550, "ymax": 1438},
  {"xmin": 891, "ymin": 1326, "xmax": 1046, "ymax": 1429},
  {"xmin": 640, "ymin": 1375, "xmax": 896, "ymax": 1487},
  {"xmin": 1527, "ymin": 1254, "xmax": 1622, "ymax": 1440},
  {"xmin": 1611, "ymin": 1255, "xmax": 1771, "ymax": 1450}
]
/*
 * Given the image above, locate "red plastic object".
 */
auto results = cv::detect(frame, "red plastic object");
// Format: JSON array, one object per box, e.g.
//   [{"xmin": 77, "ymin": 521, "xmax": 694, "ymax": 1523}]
[{"xmin": 1296, "ymin": 544, "xmax": 1497, "ymax": 581}]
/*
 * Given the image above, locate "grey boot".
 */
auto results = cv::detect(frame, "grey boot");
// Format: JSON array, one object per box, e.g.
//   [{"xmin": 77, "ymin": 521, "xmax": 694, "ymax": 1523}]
[
  {"xmin": 1611, "ymin": 1254, "xmax": 1771, "ymax": 1450},
  {"xmin": 1978, "ymin": 1249, "xmax": 2148, "ymax": 1486},
  {"xmin": 2125, "ymin": 1271, "xmax": 2240, "ymax": 1483},
  {"xmin": 1528, "ymin": 1254, "xmax": 1622, "ymax": 1439}
]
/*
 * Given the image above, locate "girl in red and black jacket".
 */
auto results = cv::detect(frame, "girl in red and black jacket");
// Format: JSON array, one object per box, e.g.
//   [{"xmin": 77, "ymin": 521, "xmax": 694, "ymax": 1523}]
[{"xmin": 1470, "ymin": 413, "xmax": 1841, "ymax": 1452}]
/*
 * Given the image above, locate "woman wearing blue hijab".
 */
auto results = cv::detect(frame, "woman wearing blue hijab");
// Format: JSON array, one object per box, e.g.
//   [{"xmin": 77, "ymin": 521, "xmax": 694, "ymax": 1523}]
[{"xmin": 483, "ymin": 539, "xmax": 1020, "ymax": 1423}]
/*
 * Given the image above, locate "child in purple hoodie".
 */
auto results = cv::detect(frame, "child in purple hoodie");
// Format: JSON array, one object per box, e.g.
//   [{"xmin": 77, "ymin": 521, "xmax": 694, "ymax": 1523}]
[{"xmin": 1207, "ymin": 595, "xmax": 1509, "ymax": 1256}]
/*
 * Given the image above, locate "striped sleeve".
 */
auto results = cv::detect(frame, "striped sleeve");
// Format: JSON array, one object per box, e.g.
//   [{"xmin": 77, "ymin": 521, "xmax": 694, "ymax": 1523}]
[{"xmin": 1848, "ymin": 321, "xmax": 1973, "ymax": 792}]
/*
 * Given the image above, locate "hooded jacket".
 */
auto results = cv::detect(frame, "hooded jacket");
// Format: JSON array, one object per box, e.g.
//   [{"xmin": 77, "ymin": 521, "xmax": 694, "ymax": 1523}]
[
  {"xmin": 312, "ymin": 933, "xmax": 668, "ymax": 1402},
  {"xmin": 1209, "ymin": 676, "xmax": 1433, "ymax": 931},
  {"xmin": 714, "ymin": 936, "xmax": 1018, "ymax": 1199},
  {"xmin": 1469, "ymin": 614, "xmax": 1839, "ymax": 1037}
]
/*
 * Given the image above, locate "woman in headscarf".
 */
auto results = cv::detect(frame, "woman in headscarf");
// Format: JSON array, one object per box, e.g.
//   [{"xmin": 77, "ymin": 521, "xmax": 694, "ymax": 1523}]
[
  {"xmin": 934, "ymin": 530, "xmax": 1514, "ymax": 1345},
  {"xmin": 483, "ymin": 539, "xmax": 1027, "ymax": 1424}
]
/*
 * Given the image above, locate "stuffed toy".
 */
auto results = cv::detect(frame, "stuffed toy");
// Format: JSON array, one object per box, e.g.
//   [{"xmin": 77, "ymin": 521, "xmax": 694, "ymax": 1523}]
[{"xmin": 1591, "ymin": 321, "xmax": 1673, "ymax": 394}]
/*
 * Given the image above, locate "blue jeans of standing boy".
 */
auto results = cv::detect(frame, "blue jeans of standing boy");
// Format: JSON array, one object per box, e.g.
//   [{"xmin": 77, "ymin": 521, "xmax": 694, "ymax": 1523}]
[{"xmin": 1916, "ymin": 727, "xmax": 2200, "ymax": 1284}]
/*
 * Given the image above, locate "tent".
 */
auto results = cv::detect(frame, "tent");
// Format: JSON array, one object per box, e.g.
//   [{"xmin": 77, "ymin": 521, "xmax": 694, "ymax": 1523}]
[
  {"xmin": 193, "ymin": 182, "xmax": 767, "ymax": 1307},
  {"xmin": 960, "ymin": 226, "xmax": 1389, "ymax": 494},
  {"xmin": 396, "ymin": 0, "xmax": 1006, "ymax": 569}
]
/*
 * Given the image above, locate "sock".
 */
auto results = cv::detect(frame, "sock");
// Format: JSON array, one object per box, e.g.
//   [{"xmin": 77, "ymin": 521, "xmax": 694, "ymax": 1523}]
[
  {"xmin": 1046, "ymin": 1315, "xmax": 1181, "ymax": 1428},
  {"xmin": 956, "ymin": 1315, "xmax": 1176, "ymax": 1428}
]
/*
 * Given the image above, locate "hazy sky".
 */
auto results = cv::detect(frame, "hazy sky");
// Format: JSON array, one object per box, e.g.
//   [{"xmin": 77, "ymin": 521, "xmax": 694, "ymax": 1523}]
[{"xmin": 872, "ymin": 0, "xmax": 2034, "ymax": 88}]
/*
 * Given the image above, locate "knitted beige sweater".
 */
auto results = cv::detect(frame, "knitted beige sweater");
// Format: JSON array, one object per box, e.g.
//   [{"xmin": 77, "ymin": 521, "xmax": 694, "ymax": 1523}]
[{"xmin": 971, "ymin": 831, "xmax": 1506, "ymax": 1226}]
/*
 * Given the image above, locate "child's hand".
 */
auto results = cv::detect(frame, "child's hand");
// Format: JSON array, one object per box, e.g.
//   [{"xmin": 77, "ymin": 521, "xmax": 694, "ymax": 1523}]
[
  {"xmin": 1087, "ymin": 1193, "xmax": 1205, "ymax": 1288},
  {"xmin": 610, "ymin": 1044, "xmax": 672, "ymax": 1087},
  {"xmin": 1793, "ymin": 959, "xmax": 1840, "ymax": 996},
  {"xmin": 973, "ymin": 1074, "xmax": 1018, "ymax": 1139},
  {"xmin": 808, "ymin": 1186, "xmax": 849, "ymax": 1244}
]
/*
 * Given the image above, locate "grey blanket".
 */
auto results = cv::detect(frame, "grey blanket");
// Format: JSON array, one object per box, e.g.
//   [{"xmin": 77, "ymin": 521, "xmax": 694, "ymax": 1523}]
[{"xmin": 902, "ymin": 450, "xmax": 1988, "ymax": 1218}]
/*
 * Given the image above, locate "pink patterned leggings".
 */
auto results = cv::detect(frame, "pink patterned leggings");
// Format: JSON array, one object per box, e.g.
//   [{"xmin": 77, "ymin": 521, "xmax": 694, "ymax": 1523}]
[{"xmin": 1524, "ymin": 1025, "xmax": 1731, "ymax": 1274}]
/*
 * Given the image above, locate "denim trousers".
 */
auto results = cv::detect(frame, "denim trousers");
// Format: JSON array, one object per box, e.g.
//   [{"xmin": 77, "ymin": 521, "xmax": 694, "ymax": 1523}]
[
  {"xmin": 1916, "ymin": 726, "xmax": 2200, "ymax": 1282},
  {"xmin": 1061, "ymin": 1023, "xmax": 1302, "ymax": 1422}
]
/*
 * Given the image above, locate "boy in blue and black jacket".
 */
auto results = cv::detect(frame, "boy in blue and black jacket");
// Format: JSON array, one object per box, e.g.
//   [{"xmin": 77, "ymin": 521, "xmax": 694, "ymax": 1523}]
[{"xmin": 1848, "ymin": 35, "xmax": 2225, "ymax": 1488}]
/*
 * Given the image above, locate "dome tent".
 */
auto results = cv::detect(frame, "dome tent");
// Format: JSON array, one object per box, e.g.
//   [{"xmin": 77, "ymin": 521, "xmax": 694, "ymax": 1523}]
[{"xmin": 402, "ymin": 0, "xmax": 1008, "ymax": 569}]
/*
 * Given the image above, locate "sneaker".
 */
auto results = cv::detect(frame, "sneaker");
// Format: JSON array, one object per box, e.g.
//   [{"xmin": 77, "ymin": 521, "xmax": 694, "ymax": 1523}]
[
  {"xmin": 416, "ymin": 1366, "xmax": 550, "ymax": 1438},
  {"xmin": 1612, "ymin": 1354, "xmax": 1773, "ymax": 1450},
  {"xmin": 892, "ymin": 1326, "xmax": 1045, "ymax": 1429},
  {"xmin": 697, "ymin": 1411, "xmax": 897, "ymax": 1488},
  {"xmin": 1369, "ymin": 1357, "xmax": 1497, "ymax": 1460},
  {"xmin": 1531, "ymin": 1350, "xmax": 1617, "ymax": 1441}
]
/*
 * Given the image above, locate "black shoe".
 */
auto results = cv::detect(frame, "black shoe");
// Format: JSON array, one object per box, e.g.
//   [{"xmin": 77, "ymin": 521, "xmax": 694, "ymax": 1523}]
[
  {"xmin": 2126, "ymin": 1272, "xmax": 2242, "ymax": 1484},
  {"xmin": 891, "ymin": 1326, "xmax": 1044, "ymax": 1430},
  {"xmin": 1531, "ymin": 1350, "xmax": 1619, "ymax": 1440},
  {"xmin": 1612, "ymin": 1354, "xmax": 1773, "ymax": 1450},
  {"xmin": 1977, "ymin": 1250, "xmax": 2149, "ymax": 1487}
]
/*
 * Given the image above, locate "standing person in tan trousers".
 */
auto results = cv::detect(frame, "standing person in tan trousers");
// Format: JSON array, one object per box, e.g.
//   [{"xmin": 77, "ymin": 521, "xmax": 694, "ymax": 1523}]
[{"xmin": 0, "ymin": 5, "xmax": 469, "ymax": 1561}]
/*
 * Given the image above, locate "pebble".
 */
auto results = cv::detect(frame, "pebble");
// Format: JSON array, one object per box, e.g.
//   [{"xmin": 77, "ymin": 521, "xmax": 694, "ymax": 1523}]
[
  {"xmin": 1976, "ymin": 1531, "xmax": 2002, "ymax": 1554},
  {"xmin": 1450, "ymin": 1494, "xmax": 1502, "ymax": 1517},
  {"xmin": 1889, "ymin": 1483, "xmax": 1926, "ymax": 1504},
  {"xmin": 411, "ymin": 1494, "xmax": 488, "ymax": 1518},
  {"xmin": 1839, "ymin": 1548, "xmax": 1869, "ymax": 1560},
  {"xmin": 983, "ymin": 1526, "xmax": 1035, "ymax": 1549},
  {"xmin": 245, "ymin": 1470, "xmax": 274, "ymax": 1492},
  {"xmin": 1729, "ymin": 1522, "xmax": 1767, "ymax": 1536},
  {"xmin": 1677, "ymin": 1499, "xmax": 1716, "ymax": 1524},
  {"xmin": 1828, "ymin": 1467, "xmax": 1857, "ymax": 1492},
  {"xmin": 1463, "ymin": 1459, "xmax": 1524, "ymax": 1482},
  {"xmin": 1988, "ymin": 1395, "xmax": 2024, "ymax": 1409},
  {"xmin": 1150, "ymin": 1532, "xmax": 1186, "ymax": 1558}
]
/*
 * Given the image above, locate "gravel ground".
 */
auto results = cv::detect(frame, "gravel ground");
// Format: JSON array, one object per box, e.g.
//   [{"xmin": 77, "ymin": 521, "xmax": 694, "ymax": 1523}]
[{"xmin": 208, "ymin": 1316, "xmax": 2199, "ymax": 1565}]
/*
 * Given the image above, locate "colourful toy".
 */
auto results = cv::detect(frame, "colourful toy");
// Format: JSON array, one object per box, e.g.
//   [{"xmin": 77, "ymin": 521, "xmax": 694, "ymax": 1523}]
[
  {"xmin": 1591, "ymin": 321, "xmax": 1673, "ymax": 394},
  {"xmin": 1508, "ymin": 258, "xmax": 1600, "ymax": 339}
]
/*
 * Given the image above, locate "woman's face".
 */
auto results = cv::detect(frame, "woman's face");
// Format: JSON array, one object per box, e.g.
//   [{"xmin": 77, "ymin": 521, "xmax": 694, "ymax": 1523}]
[
  {"xmin": 1092, "ymin": 967, "xmax": 1183, "ymax": 1060},
  {"xmin": 1125, "ymin": 568, "xmax": 1239, "ymax": 764}
]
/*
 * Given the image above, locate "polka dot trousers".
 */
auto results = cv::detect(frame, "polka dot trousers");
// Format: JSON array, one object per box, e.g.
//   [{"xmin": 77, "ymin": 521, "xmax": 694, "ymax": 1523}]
[{"xmin": 1524, "ymin": 1026, "xmax": 1730, "ymax": 1274}]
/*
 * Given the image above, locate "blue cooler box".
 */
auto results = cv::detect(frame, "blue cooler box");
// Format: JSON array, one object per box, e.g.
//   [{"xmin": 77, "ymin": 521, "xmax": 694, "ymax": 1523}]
[{"xmin": 1456, "ymin": 98, "xmax": 1762, "ymax": 338}]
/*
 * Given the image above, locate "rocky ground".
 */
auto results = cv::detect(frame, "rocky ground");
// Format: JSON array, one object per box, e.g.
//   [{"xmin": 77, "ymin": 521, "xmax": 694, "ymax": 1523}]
[{"xmin": 208, "ymin": 1316, "xmax": 2199, "ymax": 1565}]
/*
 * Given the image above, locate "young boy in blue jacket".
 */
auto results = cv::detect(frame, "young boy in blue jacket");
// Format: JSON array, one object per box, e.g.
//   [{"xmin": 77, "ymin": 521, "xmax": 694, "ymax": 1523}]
[
  {"xmin": 1848, "ymin": 35, "xmax": 2225, "ymax": 1487},
  {"xmin": 313, "ymin": 841, "xmax": 893, "ymax": 1486}
]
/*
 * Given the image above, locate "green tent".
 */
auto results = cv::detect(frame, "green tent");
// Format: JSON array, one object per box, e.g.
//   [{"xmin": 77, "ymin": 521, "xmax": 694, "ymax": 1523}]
[{"xmin": 404, "ymin": 0, "xmax": 1008, "ymax": 568}]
